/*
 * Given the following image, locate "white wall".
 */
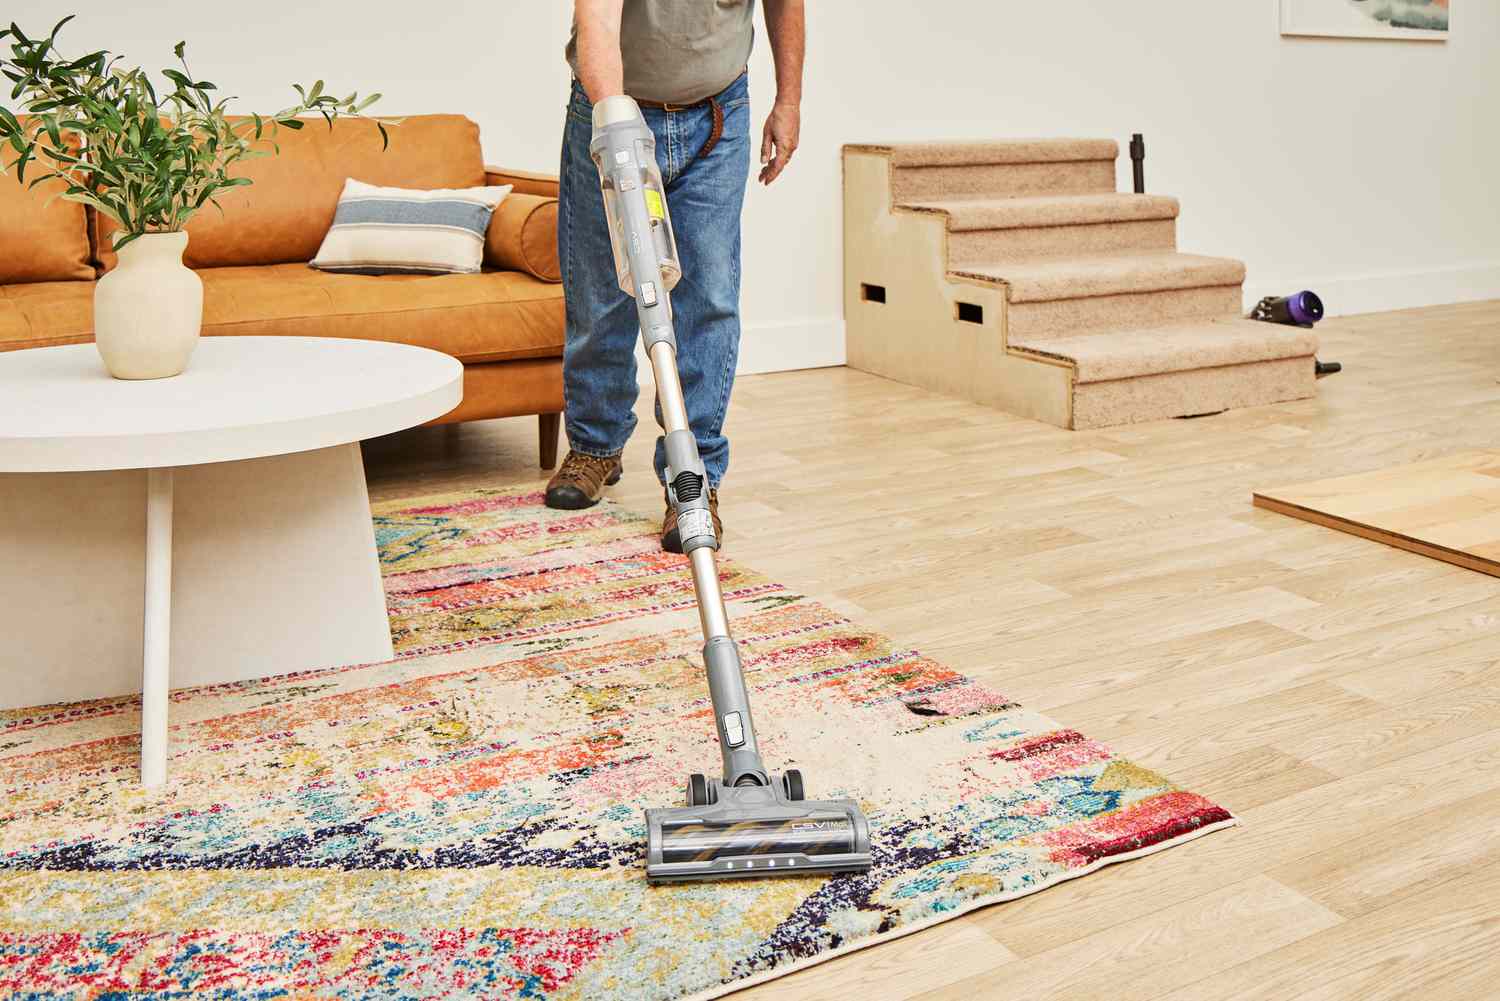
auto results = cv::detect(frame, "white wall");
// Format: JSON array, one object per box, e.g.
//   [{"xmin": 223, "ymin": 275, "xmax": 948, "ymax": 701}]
[{"xmin": 29, "ymin": 2, "xmax": 1500, "ymax": 375}]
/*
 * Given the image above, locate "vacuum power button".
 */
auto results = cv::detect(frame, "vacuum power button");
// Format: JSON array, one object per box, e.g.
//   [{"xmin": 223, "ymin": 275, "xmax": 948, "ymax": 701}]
[{"xmin": 722, "ymin": 712, "xmax": 745, "ymax": 747}]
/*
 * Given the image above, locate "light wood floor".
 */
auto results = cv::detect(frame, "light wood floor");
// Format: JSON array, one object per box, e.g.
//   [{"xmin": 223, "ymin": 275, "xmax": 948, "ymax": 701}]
[{"xmin": 363, "ymin": 300, "xmax": 1500, "ymax": 1000}]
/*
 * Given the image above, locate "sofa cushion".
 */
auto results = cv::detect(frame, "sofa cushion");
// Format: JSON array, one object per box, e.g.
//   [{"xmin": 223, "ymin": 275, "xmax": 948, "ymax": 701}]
[
  {"xmin": 0, "ymin": 124, "xmax": 94, "ymax": 284},
  {"xmin": 0, "ymin": 264, "xmax": 565, "ymax": 364},
  {"xmin": 485, "ymin": 192, "xmax": 561, "ymax": 282},
  {"xmin": 199, "ymin": 264, "xmax": 564, "ymax": 362},
  {"xmin": 0, "ymin": 280, "xmax": 96, "ymax": 350},
  {"xmin": 93, "ymin": 115, "xmax": 487, "ymax": 273}
]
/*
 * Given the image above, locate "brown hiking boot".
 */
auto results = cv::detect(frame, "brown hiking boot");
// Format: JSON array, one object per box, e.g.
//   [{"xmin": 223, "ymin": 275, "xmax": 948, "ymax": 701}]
[
  {"xmin": 545, "ymin": 450, "xmax": 623, "ymax": 510},
  {"xmin": 661, "ymin": 489, "xmax": 723, "ymax": 554}
]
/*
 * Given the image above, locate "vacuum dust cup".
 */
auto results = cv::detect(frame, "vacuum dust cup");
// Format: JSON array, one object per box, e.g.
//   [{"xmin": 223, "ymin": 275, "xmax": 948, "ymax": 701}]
[
  {"xmin": 590, "ymin": 96, "xmax": 681, "ymax": 297},
  {"xmin": 590, "ymin": 94, "xmax": 873, "ymax": 884}
]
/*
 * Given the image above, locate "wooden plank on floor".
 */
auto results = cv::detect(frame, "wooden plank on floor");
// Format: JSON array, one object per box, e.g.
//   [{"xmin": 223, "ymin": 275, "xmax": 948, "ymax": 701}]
[
  {"xmin": 1149, "ymin": 859, "xmax": 1500, "ymax": 1001},
  {"xmin": 1270, "ymin": 786, "xmax": 1500, "ymax": 920},
  {"xmin": 1254, "ymin": 450, "xmax": 1500, "ymax": 578}
]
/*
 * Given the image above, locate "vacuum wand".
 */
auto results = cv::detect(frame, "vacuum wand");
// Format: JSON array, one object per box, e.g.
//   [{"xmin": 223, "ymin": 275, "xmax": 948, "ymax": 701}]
[{"xmin": 590, "ymin": 96, "xmax": 872, "ymax": 883}]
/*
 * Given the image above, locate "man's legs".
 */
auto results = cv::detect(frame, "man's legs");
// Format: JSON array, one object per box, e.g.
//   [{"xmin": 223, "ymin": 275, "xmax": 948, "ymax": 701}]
[
  {"xmin": 552, "ymin": 75, "xmax": 750, "ymax": 516},
  {"xmin": 650, "ymin": 74, "xmax": 751, "ymax": 491}
]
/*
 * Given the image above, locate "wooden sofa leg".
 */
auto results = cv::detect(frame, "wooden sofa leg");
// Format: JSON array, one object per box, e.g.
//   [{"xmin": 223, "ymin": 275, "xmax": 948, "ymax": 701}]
[{"xmin": 539, "ymin": 412, "xmax": 561, "ymax": 470}]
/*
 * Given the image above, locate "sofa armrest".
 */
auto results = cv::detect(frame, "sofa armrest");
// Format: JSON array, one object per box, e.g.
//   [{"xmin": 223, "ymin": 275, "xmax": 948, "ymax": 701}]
[
  {"xmin": 486, "ymin": 191, "xmax": 561, "ymax": 282},
  {"xmin": 485, "ymin": 165, "xmax": 559, "ymax": 198}
]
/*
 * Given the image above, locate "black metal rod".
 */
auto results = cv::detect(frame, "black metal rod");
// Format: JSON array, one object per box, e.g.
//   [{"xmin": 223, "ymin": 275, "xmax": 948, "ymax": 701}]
[{"xmin": 1130, "ymin": 133, "xmax": 1146, "ymax": 194}]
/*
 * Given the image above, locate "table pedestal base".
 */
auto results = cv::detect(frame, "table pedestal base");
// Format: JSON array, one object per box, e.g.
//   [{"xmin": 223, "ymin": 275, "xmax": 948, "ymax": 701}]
[{"xmin": 0, "ymin": 444, "xmax": 395, "ymax": 781}]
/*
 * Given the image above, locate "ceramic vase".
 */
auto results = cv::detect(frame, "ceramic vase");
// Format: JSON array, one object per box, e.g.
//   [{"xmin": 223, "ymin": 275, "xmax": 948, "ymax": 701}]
[{"xmin": 94, "ymin": 231, "xmax": 203, "ymax": 380}]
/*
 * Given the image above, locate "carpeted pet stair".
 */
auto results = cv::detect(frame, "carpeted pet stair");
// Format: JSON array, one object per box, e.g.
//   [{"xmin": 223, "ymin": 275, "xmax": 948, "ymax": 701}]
[{"xmin": 842, "ymin": 139, "xmax": 1318, "ymax": 429}]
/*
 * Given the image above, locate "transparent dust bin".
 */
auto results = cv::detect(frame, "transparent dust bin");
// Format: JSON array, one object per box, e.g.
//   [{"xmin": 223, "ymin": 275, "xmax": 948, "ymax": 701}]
[{"xmin": 596, "ymin": 136, "xmax": 682, "ymax": 297}]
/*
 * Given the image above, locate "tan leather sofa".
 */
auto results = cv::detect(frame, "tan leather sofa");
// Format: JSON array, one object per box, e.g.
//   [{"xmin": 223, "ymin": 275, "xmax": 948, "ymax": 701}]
[{"xmin": 0, "ymin": 114, "xmax": 566, "ymax": 466}]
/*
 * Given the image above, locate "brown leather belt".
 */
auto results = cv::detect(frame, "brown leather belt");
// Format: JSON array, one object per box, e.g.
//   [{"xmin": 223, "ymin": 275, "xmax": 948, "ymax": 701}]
[{"xmin": 633, "ymin": 94, "xmax": 725, "ymax": 162}]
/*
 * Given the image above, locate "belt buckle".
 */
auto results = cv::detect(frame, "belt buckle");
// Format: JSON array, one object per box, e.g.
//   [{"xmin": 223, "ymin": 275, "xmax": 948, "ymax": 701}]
[{"xmin": 661, "ymin": 101, "xmax": 688, "ymax": 113}]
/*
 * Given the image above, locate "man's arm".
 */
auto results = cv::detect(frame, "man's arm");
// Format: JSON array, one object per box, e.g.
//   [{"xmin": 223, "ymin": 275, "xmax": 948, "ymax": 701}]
[
  {"xmin": 759, "ymin": 0, "xmax": 804, "ymax": 186},
  {"xmin": 575, "ymin": 0, "xmax": 625, "ymax": 103}
]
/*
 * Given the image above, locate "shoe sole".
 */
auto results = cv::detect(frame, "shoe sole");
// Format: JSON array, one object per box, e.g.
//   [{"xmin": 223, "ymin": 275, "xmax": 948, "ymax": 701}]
[{"xmin": 545, "ymin": 467, "xmax": 622, "ymax": 511}]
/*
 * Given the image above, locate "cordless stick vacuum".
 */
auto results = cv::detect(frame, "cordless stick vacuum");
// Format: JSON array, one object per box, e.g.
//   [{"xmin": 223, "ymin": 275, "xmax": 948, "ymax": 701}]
[{"xmin": 589, "ymin": 96, "xmax": 873, "ymax": 884}]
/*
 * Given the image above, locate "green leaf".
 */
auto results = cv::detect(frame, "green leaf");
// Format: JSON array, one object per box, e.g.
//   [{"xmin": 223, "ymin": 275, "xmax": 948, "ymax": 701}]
[{"xmin": 48, "ymin": 15, "xmax": 75, "ymax": 42}]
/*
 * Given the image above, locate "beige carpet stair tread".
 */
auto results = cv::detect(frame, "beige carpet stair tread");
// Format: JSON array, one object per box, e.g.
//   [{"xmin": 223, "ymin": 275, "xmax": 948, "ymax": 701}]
[
  {"xmin": 899, "ymin": 193, "xmax": 1180, "ymax": 232},
  {"xmin": 957, "ymin": 251, "xmax": 1247, "ymax": 303},
  {"xmin": 1010, "ymin": 318, "xmax": 1318, "ymax": 383},
  {"xmin": 849, "ymin": 139, "xmax": 1120, "ymax": 167}
]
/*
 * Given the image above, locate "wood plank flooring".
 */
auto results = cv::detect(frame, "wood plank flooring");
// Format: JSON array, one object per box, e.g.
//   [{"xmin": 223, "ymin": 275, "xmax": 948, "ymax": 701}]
[
  {"xmin": 1255, "ymin": 450, "xmax": 1500, "ymax": 577},
  {"xmin": 362, "ymin": 299, "xmax": 1500, "ymax": 999}
]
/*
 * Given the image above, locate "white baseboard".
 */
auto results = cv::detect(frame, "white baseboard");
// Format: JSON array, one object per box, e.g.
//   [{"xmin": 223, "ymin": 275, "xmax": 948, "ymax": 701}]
[
  {"xmin": 736, "ymin": 317, "xmax": 847, "ymax": 375},
  {"xmin": 634, "ymin": 316, "xmax": 846, "ymax": 383},
  {"xmin": 1244, "ymin": 261, "xmax": 1500, "ymax": 318}
]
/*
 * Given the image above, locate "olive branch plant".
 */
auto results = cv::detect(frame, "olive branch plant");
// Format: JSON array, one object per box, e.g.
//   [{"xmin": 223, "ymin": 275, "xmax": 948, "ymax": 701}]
[{"xmin": 0, "ymin": 15, "xmax": 394, "ymax": 250}]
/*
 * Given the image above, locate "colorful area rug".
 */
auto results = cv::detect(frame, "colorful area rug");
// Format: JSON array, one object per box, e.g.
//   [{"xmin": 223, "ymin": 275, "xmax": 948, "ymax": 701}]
[{"xmin": 0, "ymin": 487, "xmax": 1235, "ymax": 999}]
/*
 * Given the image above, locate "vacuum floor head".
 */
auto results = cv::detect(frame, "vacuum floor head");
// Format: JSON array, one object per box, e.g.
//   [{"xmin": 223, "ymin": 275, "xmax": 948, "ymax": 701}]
[{"xmin": 645, "ymin": 773, "xmax": 872, "ymax": 883}]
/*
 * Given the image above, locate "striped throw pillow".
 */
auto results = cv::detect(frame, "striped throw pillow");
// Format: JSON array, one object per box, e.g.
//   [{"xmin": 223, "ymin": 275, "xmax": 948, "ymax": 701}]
[{"xmin": 310, "ymin": 178, "xmax": 512, "ymax": 275}]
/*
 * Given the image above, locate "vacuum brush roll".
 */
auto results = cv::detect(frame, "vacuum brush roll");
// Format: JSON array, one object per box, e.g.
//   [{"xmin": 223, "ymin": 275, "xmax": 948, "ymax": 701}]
[{"xmin": 645, "ymin": 779, "xmax": 873, "ymax": 883}]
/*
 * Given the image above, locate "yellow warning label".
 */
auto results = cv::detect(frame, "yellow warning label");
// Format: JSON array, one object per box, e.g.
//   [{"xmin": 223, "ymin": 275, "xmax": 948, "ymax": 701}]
[{"xmin": 645, "ymin": 188, "xmax": 665, "ymax": 220}]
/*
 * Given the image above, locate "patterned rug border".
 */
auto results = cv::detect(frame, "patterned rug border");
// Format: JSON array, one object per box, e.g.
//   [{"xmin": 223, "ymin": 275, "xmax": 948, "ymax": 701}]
[{"xmin": 684, "ymin": 816, "xmax": 1237, "ymax": 1000}]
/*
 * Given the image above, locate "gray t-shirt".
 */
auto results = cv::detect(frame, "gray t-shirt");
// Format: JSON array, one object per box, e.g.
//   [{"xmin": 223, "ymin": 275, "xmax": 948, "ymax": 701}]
[{"xmin": 567, "ymin": 1, "xmax": 755, "ymax": 105}]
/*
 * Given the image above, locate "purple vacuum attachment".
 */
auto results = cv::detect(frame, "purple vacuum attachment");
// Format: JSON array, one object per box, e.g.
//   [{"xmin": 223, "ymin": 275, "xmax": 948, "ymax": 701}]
[
  {"xmin": 1285, "ymin": 291, "xmax": 1324, "ymax": 327},
  {"xmin": 1250, "ymin": 290, "xmax": 1325, "ymax": 329}
]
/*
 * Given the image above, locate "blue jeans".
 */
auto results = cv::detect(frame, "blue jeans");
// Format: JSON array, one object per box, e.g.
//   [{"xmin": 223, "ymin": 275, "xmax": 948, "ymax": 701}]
[{"xmin": 558, "ymin": 73, "xmax": 750, "ymax": 489}]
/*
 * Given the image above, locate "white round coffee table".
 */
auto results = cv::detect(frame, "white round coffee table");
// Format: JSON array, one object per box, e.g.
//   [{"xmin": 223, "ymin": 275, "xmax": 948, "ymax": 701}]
[{"xmin": 0, "ymin": 336, "xmax": 462, "ymax": 785}]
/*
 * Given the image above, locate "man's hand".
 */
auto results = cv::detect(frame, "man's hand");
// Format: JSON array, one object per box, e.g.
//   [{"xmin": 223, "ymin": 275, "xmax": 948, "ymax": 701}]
[
  {"xmin": 760, "ymin": 0, "xmax": 804, "ymax": 186},
  {"xmin": 759, "ymin": 101, "xmax": 800, "ymax": 185}
]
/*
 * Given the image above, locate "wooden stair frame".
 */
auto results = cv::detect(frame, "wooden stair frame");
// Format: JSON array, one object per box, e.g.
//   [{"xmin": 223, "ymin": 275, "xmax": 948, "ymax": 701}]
[{"xmin": 843, "ymin": 148, "xmax": 1072, "ymax": 427}]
